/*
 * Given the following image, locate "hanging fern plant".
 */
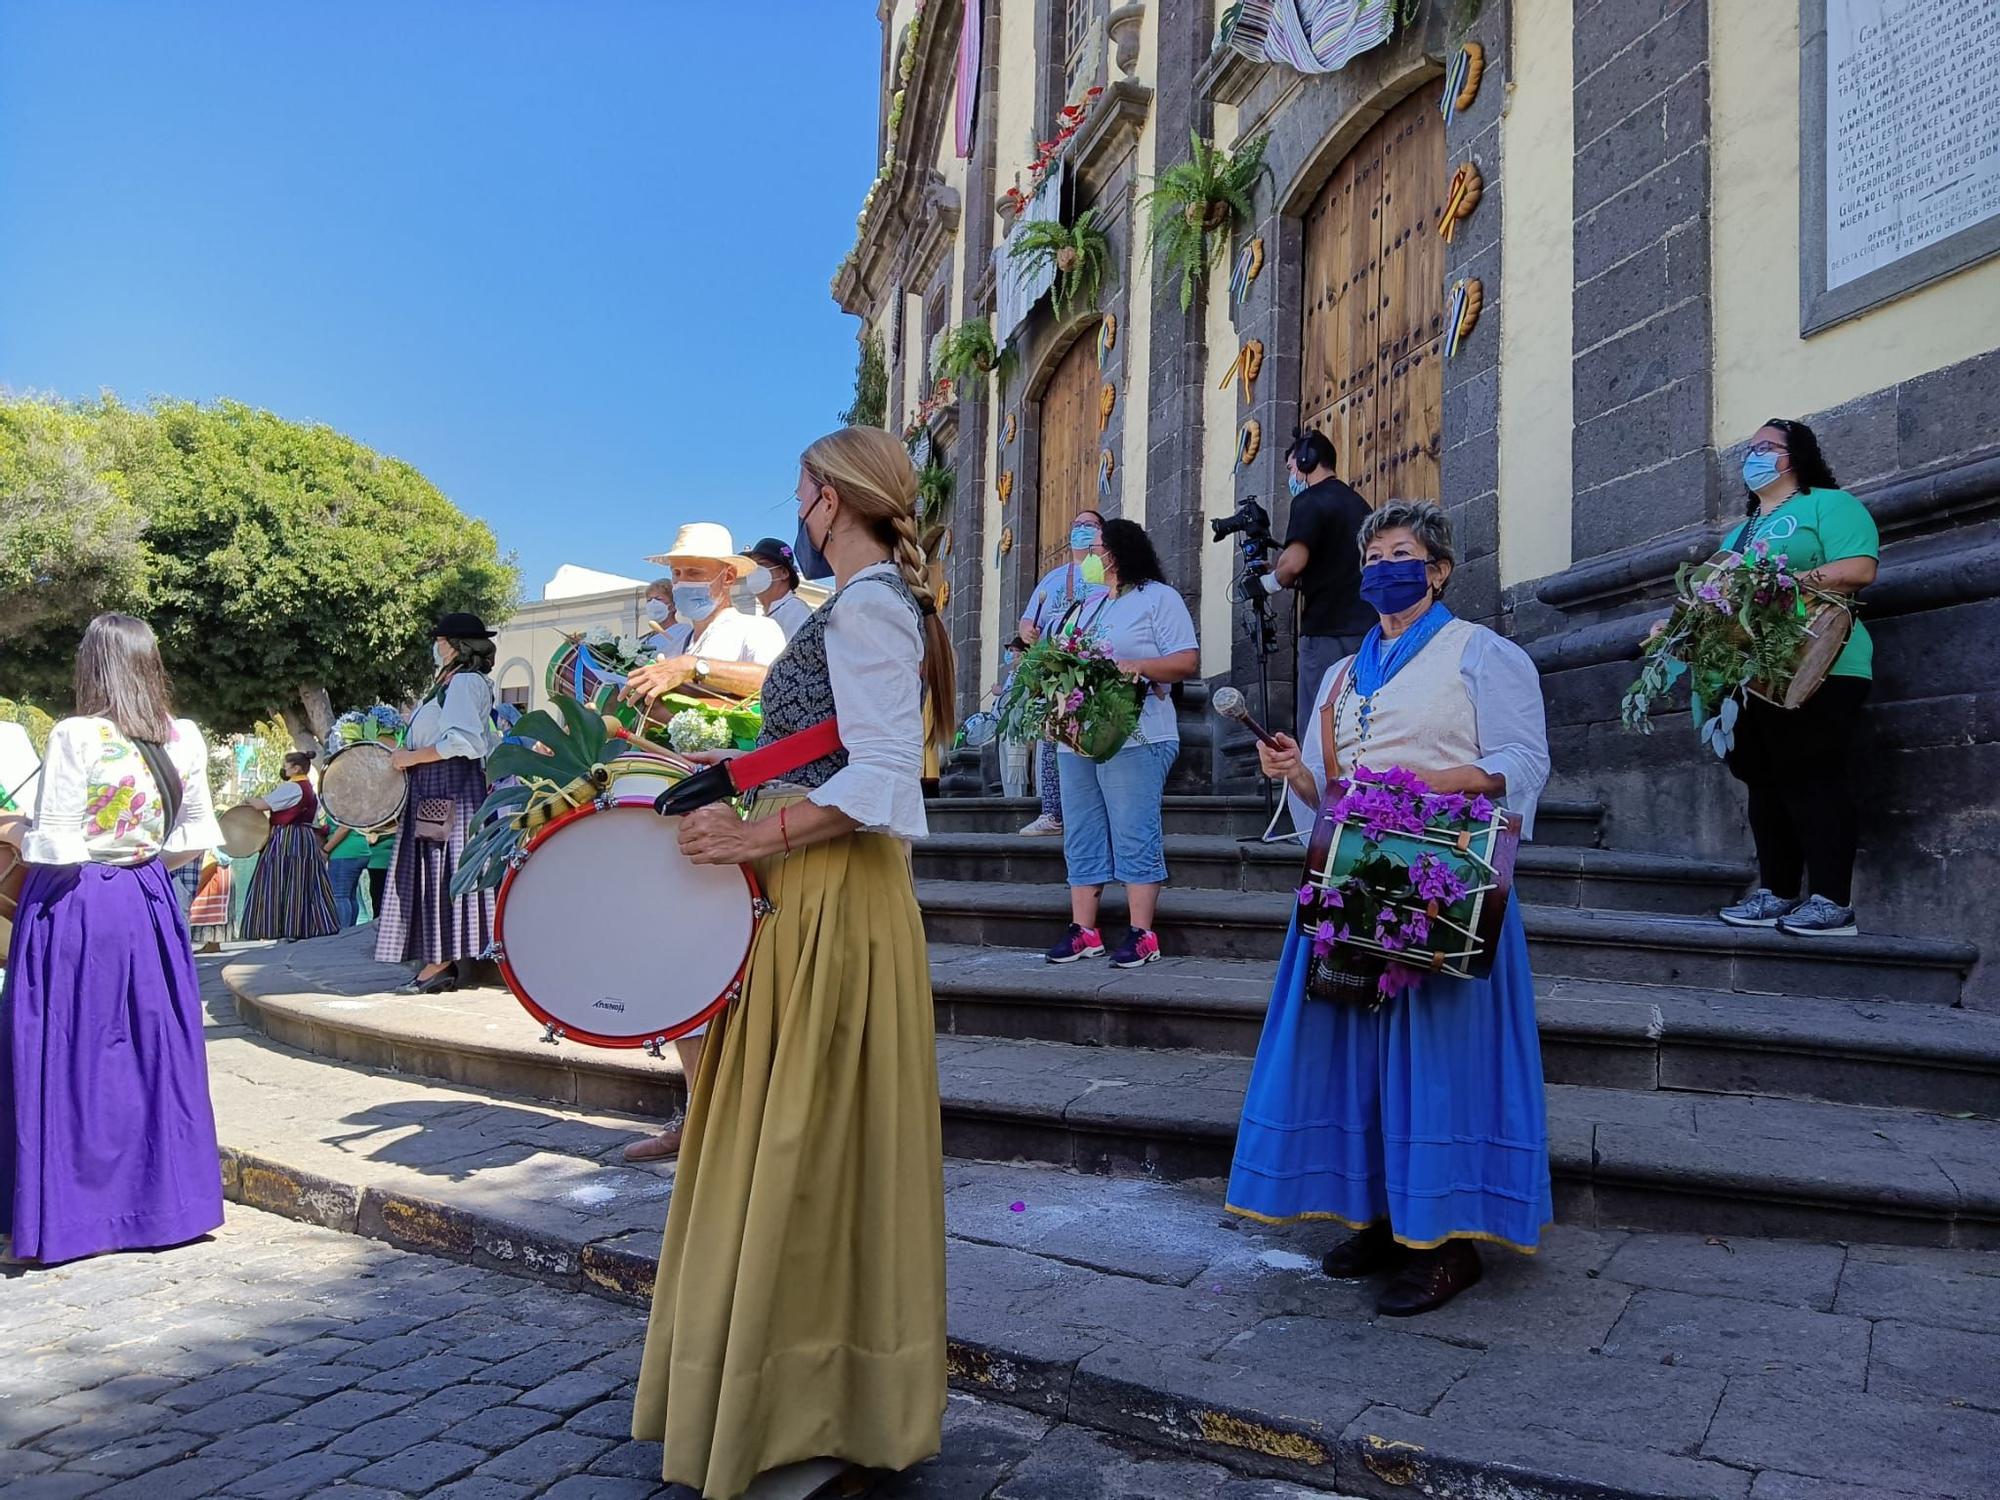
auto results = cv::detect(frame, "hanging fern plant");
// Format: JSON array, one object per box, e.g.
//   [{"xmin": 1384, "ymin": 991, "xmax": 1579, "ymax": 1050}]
[
  {"xmin": 1006, "ymin": 207, "xmax": 1113, "ymax": 320},
  {"xmin": 1141, "ymin": 130, "xmax": 1272, "ymax": 311},
  {"xmin": 936, "ymin": 319, "xmax": 1000, "ymax": 398},
  {"xmin": 916, "ymin": 458, "xmax": 954, "ymax": 535}
]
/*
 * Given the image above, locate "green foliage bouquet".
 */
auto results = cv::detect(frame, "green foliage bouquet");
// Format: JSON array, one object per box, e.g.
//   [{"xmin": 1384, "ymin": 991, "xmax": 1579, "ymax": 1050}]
[
  {"xmin": 996, "ymin": 632, "xmax": 1140, "ymax": 762},
  {"xmin": 1621, "ymin": 541, "xmax": 1824, "ymax": 756}
]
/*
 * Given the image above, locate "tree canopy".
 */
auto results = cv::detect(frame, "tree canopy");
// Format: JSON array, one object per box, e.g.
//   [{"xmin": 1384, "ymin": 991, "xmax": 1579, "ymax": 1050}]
[{"xmin": 0, "ymin": 395, "xmax": 519, "ymax": 745}]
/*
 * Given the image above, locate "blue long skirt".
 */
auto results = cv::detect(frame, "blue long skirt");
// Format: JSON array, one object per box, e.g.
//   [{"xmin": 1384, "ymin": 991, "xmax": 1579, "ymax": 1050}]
[
  {"xmin": 1, "ymin": 859, "xmax": 224, "ymax": 1263},
  {"xmin": 1225, "ymin": 902, "xmax": 1552, "ymax": 1253}
]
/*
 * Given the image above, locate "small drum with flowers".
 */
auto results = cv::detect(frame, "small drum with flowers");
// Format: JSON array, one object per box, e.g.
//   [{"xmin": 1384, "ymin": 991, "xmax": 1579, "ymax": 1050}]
[
  {"xmin": 492, "ymin": 793, "xmax": 763, "ymax": 1048},
  {"xmin": 1297, "ymin": 770, "xmax": 1522, "ymax": 1005},
  {"xmin": 320, "ymin": 741, "xmax": 406, "ymax": 831}
]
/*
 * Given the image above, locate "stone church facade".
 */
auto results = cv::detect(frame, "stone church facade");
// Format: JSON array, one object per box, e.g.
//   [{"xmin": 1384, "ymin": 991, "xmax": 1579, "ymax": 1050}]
[{"xmin": 832, "ymin": 0, "xmax": 2000, "ymax": 997}]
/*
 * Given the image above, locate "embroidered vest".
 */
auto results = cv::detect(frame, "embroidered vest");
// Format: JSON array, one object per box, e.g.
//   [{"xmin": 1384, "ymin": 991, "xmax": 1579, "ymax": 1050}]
[
  {"xmin": 1324, "ymin": 616, "xmax": 1483, "ymax": 782},
  {"xmin": 755, "ymin": 571, "xmax": 922, "ymax": 790}
]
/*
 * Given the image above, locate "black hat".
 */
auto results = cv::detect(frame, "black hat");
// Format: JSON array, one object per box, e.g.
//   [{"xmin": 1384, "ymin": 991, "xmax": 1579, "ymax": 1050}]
[
  {"xmin": 745, "ymin": 537, "xmax": 800, "ymax": 585},
  {"xmin": 431, "ymin": 611, "xmax": 497, "ymax": 639}
]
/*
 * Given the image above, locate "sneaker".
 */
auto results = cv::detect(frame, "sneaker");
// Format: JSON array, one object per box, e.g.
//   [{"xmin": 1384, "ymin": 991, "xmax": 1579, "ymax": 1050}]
[
  {"xmin": 1718, "ymin": 889, "xmax": 1800, "ymax": 928},
  {"xmin": 1045, "ymin": 924, "xmax": 1105, "ymax": 963},
  {"xmin": 1018, "ymin": 815, "xmax": 1063, "ymax": 836},
  {"xmin": 1777, "ymin": 894, "xmax": 1858, "ymax": 938},
  {"xmin": 1108, "ymin": 929, "xmax": 1162, "ymax": 968}
]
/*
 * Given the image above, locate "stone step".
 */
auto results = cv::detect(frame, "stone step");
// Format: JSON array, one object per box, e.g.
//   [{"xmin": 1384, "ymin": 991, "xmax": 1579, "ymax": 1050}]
[
  {"xmin": 915, "ymin": 881, "xmax": 1978, "ymax": 1004},
  {"xmin": 929, "ymin": 1036, "xmax": 2000, "ymax": 1247},
  {"xmin": 198, "ymin": 953, "xmax": 2000, "ymax": 1500},
  {"xmin": 222, "ymin": 943, "xmax": 2000, "ymax": 1246},
  {"xmin": 924, "ymin": 795, "xmax": 1607, "ymax": 849},
  {"xmin": 913, "ymin": 832, "xmax": 1749, "ymax": 913},
  {"xmin": 928, "ymin": 944, "xmax": 2000, "ymax": 1116}
]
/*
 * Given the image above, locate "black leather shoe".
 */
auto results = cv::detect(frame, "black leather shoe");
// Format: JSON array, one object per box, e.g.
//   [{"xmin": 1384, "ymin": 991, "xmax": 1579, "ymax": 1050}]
[
  {"xmin": 1321, "ymin": 1221, "xmax": 1408, "ymax": 1279},
  {"xmin": 1376, "ymin": 1240, "xmax": 1482, "ymax": 1316},
  {"xmin": 400, "ymin": 965, "xmax": 459, "ymax": 995}
]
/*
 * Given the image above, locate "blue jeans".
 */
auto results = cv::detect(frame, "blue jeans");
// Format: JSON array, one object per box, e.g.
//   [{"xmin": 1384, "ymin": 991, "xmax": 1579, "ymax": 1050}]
[
  {"xmin": 328, "ymin": 858, "xmax": 366, "ymax": 929},
  {"xmin": 1057, "ymin": 741, "xmax": 1177, "ymax": 888}
]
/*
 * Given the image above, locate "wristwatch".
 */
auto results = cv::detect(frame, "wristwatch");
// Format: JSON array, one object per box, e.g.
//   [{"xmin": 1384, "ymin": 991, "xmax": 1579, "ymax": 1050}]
[{"xmin": 693, "ymin": 657, "xmax": 712, "ymax": 684}]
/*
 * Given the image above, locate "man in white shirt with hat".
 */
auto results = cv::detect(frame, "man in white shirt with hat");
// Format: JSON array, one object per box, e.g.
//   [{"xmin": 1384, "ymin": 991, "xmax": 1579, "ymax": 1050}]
[
  {"xmin": 620, "ymin": 522, "xmax": 783, "ymax": 1164},
  {"xmin": 626, "ymin": 522, "xmax": 785, "ymax": 709}
]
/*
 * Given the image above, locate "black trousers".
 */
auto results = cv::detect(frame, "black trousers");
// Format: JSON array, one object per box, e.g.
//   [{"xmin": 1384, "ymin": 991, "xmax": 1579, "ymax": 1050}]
[
  {"xmin": 366, "ymin": 865, "xmax": 388, "ymax": 918},
  {"xmin": 1723, "ymin": 675, "xmax": 1870, "ymax": 906}
]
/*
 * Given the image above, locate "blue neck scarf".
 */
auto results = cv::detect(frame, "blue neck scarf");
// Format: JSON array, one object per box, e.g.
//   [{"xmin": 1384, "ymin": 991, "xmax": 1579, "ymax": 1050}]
[{"xmin": 1354, "ymin": 603, "xmax": 1454, "ymax": 701}]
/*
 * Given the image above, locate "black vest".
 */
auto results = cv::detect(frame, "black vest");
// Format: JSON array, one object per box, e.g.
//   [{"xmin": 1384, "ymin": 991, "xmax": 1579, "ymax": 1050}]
[{"xmin": 755, "ymin": 570, "xmax": 922, "ymax": 789}]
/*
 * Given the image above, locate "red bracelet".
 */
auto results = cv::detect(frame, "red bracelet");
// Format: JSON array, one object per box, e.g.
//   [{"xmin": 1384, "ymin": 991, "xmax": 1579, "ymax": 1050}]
[{"xmin": 779, "ymin": 806, "xmax": 792, "ymax": 854}]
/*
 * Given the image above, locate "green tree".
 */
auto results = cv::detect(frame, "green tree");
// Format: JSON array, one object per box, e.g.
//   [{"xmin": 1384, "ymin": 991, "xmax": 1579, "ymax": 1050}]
[
  {"xmin": 0, "ymin": 397, "xmax": 147, "ymax": 638},
  {"xmin": 0, "ymin": 396, "xmax": 519, "ymax": 748},
  {"xmin": 839, "ymin": 330, "xmax": 889, "ymax": 429}
]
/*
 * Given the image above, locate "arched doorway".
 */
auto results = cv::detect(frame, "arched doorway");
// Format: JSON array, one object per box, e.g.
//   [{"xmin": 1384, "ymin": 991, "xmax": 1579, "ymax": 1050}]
[
  {"xmin": 1298, "ymin": 83, "xmax": 1446, "ymax": 504},
  {"xmin": 1036, "ymin": 324, "xmax": 1101, "ymax": 579}
]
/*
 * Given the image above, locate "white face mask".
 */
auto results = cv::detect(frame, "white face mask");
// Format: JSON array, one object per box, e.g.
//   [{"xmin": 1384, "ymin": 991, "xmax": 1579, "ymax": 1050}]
[
  {"xmin": 432, "ymin": 641, "xmax": 450, "ymax": 669},
  {"xmin": 744, "ymin": 566, "xmax": 774, "ymax": 594},
  {"xmin": 644, "ymin": 598, "xmax": 670, "ymax": 622}
]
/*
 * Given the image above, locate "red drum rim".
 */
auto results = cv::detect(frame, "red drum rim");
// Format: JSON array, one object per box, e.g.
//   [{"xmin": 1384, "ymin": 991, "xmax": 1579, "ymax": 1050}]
[{"xmin": 492, "ymin": 795, "xmax": 764, "ymax": 1049}]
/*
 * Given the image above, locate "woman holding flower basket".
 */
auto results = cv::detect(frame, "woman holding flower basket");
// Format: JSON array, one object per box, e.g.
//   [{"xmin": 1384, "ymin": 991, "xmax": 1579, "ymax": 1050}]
[
  {"xmin": 1710, "ymin": 421, "xmax": 1878, "ymax": 937},
  {"xmin": 1226, "ymin": 500, "xmax": 1552, "ymax": 1316},
  {"xmin": 1011, "ymin": 518, "xmax": 1198, "ymax": 969}
]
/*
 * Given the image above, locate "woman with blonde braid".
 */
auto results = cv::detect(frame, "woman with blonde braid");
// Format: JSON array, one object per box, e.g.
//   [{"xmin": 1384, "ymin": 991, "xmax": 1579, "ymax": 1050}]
[{"xmin": 631, "ymin": 426, "xmax": 953, "ymax": 1498}]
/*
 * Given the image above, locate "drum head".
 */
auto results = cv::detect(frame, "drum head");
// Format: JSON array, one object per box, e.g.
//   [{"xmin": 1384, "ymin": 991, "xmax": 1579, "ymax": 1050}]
[
  {"xmin": 322, "ymin": 742, "xmax": 407, "ymax": 830},
  {"xmin": 218, "ymin": 803, "xmax": 270, "ymax": 858},
  {"xmin": 495, "ymin": 799, "xmax": 758, "ymax": 1047},
  {"xmin": 1777, "ymin": 602, "xmax": 1854, "ymax": 710}
]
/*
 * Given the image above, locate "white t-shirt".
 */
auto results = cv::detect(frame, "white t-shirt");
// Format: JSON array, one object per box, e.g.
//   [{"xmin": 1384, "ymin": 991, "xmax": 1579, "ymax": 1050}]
[
  {"xmin": 689, "ymin": 607, "xmax": 785, "ymax": 668},
  {"xmin": 1063, "ymin": 581, "xmax": 1199, "ymax": 747},
  {"xmin": 764, "ymin": 592, "xmax": 817, "ymax": 642},
  {"xmin": 646, "ymin": 621, "xmax": 694, "ymax": 658}
]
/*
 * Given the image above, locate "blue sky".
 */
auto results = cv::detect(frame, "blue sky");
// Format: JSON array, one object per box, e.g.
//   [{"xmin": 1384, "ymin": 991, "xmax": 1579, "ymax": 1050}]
[{"xmin": 0, "ymin": 3, "xmax": 880, "ymax": 596}]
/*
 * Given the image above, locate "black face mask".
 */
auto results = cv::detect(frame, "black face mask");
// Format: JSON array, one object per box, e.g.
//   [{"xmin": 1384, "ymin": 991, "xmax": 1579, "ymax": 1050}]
[{"xmin": 793, "ymin": 488, "xmax": 832, "ymax": 582}]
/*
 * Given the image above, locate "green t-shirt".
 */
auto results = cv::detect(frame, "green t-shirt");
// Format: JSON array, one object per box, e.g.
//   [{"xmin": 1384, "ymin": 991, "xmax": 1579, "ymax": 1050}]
[
  {"xmin": 366, "ymin": 830, "xmax": 397, "ymax": 869},
  {"xmin": 326, "ymin": 825, "xmax": 371, "ymax": 861},
  {"xmin": 1724, "ymin": 486, "xmax": 1879, "ymax": 680}
]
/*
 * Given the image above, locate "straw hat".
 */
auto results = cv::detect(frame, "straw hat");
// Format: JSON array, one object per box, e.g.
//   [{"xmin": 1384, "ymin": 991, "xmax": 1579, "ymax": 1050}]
[{"xmin": 646, "ymin": 522, "xmax": 755, "ymax": 574}]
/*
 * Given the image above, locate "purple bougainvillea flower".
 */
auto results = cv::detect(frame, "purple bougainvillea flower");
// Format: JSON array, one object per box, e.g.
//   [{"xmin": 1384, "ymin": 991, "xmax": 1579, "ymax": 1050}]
[{"xmin": 1296, "ymin": 883, "xmax": 1316, "ymax": 907}]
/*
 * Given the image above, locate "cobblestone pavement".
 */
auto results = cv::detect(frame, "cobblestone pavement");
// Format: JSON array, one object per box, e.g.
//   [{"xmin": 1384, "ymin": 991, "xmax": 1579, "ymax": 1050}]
[{"xmin": 0, "ymin": 1208, "xmax": 1338, "ymax": 1500}]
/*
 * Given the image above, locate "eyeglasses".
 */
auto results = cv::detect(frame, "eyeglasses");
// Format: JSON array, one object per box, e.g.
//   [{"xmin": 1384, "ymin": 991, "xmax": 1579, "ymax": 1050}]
[{"xmin": 1746, "ymin": 440, "xmax": 1785, "ymax": 457}]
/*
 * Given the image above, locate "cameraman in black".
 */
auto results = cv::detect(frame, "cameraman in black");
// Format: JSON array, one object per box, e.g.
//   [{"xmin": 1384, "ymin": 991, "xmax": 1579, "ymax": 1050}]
[{"xmin": 1252, "ymin": 429, "xmax": 1375, "ymax": 736}]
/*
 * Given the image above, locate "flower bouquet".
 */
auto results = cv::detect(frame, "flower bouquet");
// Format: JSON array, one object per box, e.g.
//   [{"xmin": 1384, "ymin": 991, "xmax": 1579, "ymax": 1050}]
[
  {"xmin": 996, "ymin": 632, "xmax": 1140, "ymax": 762},
  {"xmin": 1296, "ymin": 767, "xmax": 1520, "ymax": 1007},
  {"xmin": 332, "ymin": 704, "xmax": 406, "ymax": 746},
  {"xmin": 1621, "ymin": 540, "xmax": 1852, "ymax": 757}
]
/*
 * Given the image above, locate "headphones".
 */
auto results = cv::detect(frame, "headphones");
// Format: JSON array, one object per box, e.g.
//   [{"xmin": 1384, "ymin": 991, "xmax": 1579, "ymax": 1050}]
[{"xmin": 1288, "ymin": 428, "xmax": 1336, "ymax": 475}]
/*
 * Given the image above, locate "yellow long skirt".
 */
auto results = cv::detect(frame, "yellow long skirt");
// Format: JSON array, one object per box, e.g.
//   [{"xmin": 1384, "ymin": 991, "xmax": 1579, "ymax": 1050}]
[{"xmin": 631, "ymin": 802, "xmax": 947, "ymax": 1498}]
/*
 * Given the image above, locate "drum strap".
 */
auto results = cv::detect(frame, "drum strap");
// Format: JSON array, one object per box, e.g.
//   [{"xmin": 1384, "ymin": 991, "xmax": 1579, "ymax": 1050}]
[{"xmin": 652, "ymin": 718, "xmax": 844, "ymax": 819}]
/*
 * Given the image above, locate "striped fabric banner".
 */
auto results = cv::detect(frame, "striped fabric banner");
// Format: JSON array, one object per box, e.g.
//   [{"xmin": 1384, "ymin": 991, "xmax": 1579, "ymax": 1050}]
[
  {"xmin": 1223, "ymin": 0, "xmax": 1395, "ymax": 77},
  {"xmin": 955, "ymin": 0, "xmax": 982, "ymax": 158},
  {"xmin": 994, "ymin": 161, "xmax": 1063, "ymax": 346}
]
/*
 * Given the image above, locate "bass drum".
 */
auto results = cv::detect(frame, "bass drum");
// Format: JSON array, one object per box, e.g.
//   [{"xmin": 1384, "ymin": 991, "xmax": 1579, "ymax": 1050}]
[
  {"xmin": 493, "ymin": 796, "xmax": 761, "ymax": 1047},
  {"xmin": 320, "ymin": 741, "xmax": 406, "ymax": 831}
]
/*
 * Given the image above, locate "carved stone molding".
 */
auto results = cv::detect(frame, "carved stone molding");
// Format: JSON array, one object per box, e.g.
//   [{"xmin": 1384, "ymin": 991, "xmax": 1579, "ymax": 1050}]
[{"xmin": 1069, "ymin": 79, "xmax": 1154, "ymax": 203}]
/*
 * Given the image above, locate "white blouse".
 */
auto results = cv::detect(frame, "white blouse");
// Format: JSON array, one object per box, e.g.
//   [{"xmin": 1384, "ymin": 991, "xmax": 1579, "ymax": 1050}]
[
  {"xmin": 22, "ymin": 716, "xmax": 224, "ymax": 867},
  {"xmin": 405, "ymin": 672, "xmax": 500, "ymax": 761},
  {"xmin": 1293, "ymin": 626, "xmax": 1552, "ymax": 840},
  {"xmin": 807, "ymin": 563, "xmax": 928, "ymax": 841},
  {"xmin": 764, "ymin": 591, "xmax": 817, "ymax": 642}
]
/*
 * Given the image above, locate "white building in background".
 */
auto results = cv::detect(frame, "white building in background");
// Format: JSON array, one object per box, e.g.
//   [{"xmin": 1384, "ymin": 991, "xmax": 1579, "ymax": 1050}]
[{"xmin": 491, "ymin": 565, "xmax": 650, "ymax": 718}]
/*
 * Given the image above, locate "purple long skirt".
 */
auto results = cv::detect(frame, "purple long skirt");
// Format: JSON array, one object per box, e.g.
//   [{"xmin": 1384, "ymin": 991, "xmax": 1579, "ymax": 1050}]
[{"xmin": 1, "ymin": 859, "xmax": 224, "ymax": 1263}]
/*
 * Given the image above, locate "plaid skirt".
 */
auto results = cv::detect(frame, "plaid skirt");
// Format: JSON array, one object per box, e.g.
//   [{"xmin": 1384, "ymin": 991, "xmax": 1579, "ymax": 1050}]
[{"xmin": 373, "ymin": 756, "xmax": 495, "ymax": 967}]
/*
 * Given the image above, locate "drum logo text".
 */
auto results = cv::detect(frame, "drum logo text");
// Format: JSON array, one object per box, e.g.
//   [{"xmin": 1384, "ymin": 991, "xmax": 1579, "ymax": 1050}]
[{"xmin": 593, "ymin": 997, "xmax": 627, "ymax": 1012}]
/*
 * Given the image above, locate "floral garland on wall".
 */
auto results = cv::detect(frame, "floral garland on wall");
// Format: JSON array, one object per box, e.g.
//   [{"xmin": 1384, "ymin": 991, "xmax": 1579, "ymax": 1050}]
[
  {"xmin": 999, "ymin": 86, "xmax": 1105, "ymax": 221},
  {"xmin": 831, "ymin": 1, "xmax": 932, "ymax": 295}
]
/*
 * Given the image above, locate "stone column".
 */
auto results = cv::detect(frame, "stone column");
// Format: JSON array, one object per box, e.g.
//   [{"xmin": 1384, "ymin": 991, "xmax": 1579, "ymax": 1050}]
[{"xmin": 1569, "ymin": 0, "xmax": 1716, "ymax": 562}]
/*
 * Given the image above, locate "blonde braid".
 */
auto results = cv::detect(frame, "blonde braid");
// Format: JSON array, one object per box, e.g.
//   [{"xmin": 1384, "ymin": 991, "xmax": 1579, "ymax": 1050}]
[{"xmin": 887, "ymin": 507, "xmax": 939, "ymax": 613}]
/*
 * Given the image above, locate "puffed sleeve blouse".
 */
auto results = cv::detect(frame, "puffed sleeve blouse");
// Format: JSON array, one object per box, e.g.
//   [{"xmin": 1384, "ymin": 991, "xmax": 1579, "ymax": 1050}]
[
  {"xmin": 404, "ymin": 672, "xmax": 499, "ymax": 760},
  {"xmin": 809, "ymin": 563, "xmax": 927, "ymax": 840},
  {"xmin": 23, "ymin": 716, "xmax": 224, "ymax": 867}
]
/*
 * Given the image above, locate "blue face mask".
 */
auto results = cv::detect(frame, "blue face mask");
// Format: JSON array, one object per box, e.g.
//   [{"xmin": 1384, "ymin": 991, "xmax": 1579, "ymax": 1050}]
[
  {"xmin": 672, "ymin": 582, "xmax": 719, "ymax": 623},
  {"xmin": 1287, "ymin": 473, "xmax": 1307, "ymax": 498},
  {"xmin": 1069, "ymin": 525, "xmax": 1100, "ymax": 551},
  {"xmin": 793, "ymin": 491, "xmax": 832, "ymax": 581},
  {"xmin": 1359, "ymin": 558, "xmax": 1433, "ymax": 616},
  {"xmin": 1742, "ymin": 450, "xmax": 1782, "ymax": 493}
]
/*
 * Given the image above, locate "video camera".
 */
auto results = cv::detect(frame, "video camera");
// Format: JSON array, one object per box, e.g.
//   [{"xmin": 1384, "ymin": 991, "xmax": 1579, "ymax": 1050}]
[{"xmin": 1210, "ymin": 496, "xmax": 1275, "ymax": 558}]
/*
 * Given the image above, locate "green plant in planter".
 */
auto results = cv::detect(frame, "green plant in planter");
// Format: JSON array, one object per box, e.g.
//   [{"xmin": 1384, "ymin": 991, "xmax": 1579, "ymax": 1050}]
[
  {"xmin": 916, "ymin": 458, "xmax": 954, "ymax": 530},
  {"xmin": 1141, "ymin": 130, "xmax": 1272, "ymax": 311},
  {"xmin": 936, "ymin": 320, "xmax": 1000, "ymax": 396},
  {"xmin": 1006, "ymin": 207, "xmax": 1112, "ymax": 320}
]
